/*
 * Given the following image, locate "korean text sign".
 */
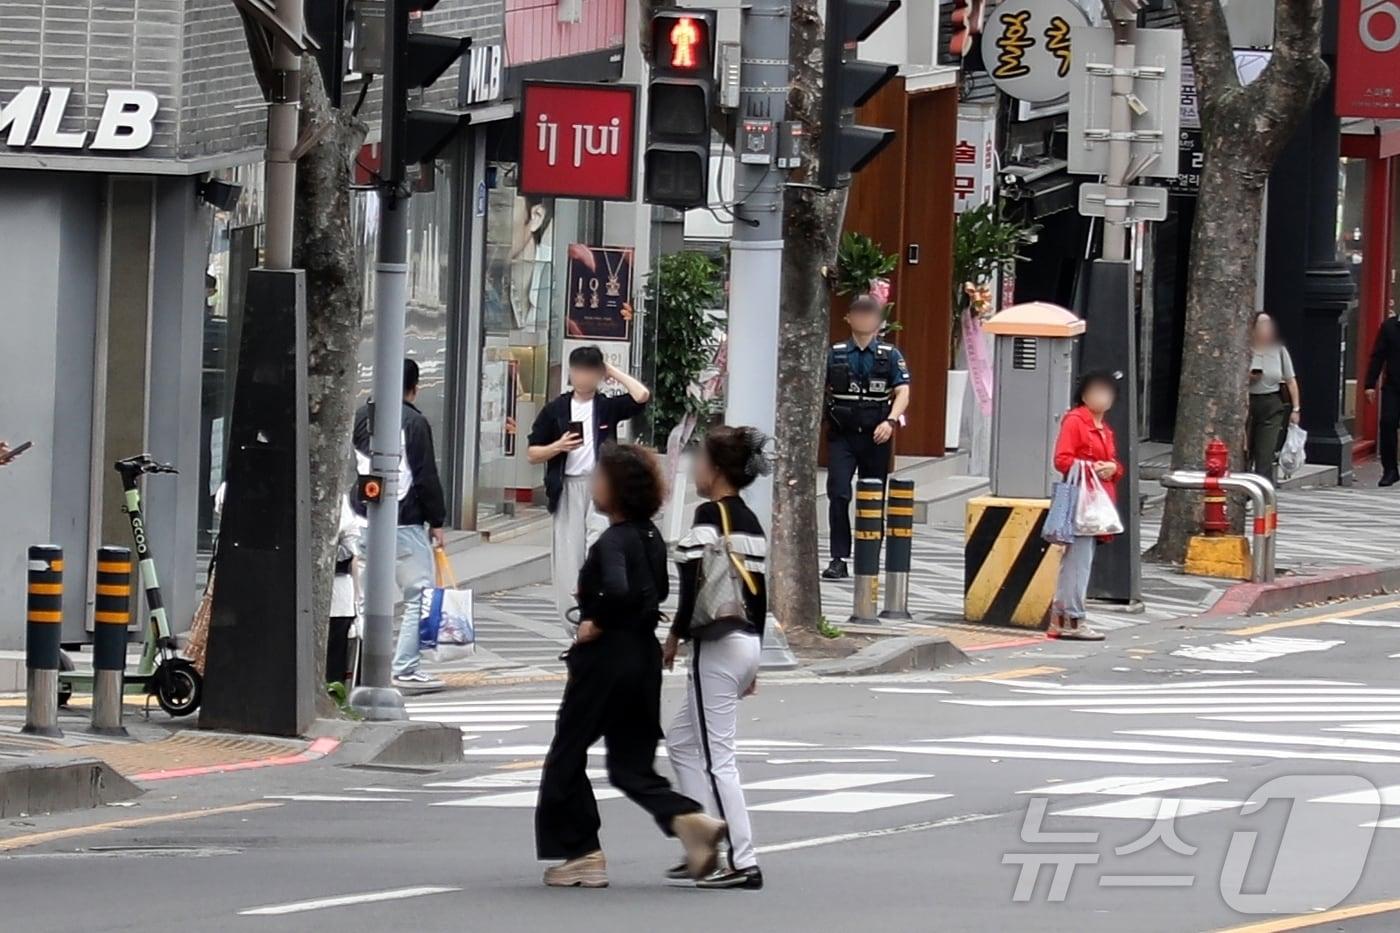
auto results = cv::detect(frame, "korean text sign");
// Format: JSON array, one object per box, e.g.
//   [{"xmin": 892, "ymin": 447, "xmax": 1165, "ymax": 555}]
[{"xmin": 1336, "ymin": 0, "xmax": 1400, "ymax": 119}]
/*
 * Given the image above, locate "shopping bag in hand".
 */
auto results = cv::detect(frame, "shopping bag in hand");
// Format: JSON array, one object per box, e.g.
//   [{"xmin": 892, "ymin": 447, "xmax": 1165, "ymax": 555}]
[
  {"xmin": 1278, "ymin": 423, "xmax": 1307, "ymax": 480},
  {"xmin": 418, "ymin": 548, "xmax": 476, "ymax": 663},
  {"xmin": 1042, "ymin": 462, "xmax": 1082, "ymax": 545},
  {"xmin": 1073, "ymin": 464, "xmax": 1124, "ymax": 537}
]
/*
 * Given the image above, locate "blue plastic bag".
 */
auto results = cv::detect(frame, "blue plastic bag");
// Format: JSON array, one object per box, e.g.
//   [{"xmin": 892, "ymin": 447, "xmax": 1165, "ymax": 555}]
[
  {"xmin": 418, "ymin": 548, "xmax": 476, "ymax": 662},
  {"xmin": 1042, "ymin": 461, "xmax": 1082, "ymax": 545}
]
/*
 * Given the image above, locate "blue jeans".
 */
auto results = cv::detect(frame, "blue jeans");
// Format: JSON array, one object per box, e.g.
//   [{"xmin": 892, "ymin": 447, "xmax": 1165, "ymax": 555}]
[{"xmin": 394, "ymin": 525, "xmax": 435, "ymax": 677}]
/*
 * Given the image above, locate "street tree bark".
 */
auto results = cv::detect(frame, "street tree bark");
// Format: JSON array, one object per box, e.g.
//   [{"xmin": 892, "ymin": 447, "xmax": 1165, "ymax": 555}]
[
  {"xmin": 293, "ymin": 66, "xmax": 368, "ymax": 688},
  {"xmin": 770, "ymin": 0, "xmax": 847, "ymax": 635},
  {"xmin": 1147, "ymin": 0, "xmax": 1327, "ymax": 564}
]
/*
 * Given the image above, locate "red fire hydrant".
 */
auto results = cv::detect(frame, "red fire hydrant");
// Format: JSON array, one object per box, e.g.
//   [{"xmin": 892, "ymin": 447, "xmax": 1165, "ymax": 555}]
[{"xmin": 1202, "ymin": 438, "xmax": 1230, "ymax": 534}]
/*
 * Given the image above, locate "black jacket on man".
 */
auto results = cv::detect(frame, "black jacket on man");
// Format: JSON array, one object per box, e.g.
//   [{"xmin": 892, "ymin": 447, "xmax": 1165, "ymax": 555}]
[
  {"xmin": 527, "ymin": 390, "xmax": 647, "ymax": 513},
  {"xmin": 353, "ymin": 400, "xmax": 447, "ymax": 529},
  {"xmin": 1366, "ymin": 316, "xmax": 1400, "ymax": 392}
]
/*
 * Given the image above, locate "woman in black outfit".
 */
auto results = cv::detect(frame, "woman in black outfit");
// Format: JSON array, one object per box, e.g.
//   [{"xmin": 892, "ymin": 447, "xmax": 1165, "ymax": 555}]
[
  {"xmin": 664, "ymin": 425, "xmax": 770, "ymax": 890},
  {"xmin": 535, "ymin": 443, "xmax": 726, "ymax": 889}
]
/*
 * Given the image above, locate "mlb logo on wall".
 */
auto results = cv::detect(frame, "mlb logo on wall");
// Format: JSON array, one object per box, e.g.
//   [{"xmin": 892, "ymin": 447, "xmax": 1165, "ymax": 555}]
[
  {"xmin": 1337, "ymin": 0, "xmax": 1400, "ymax": 118},
  {"xmin": 519, "ymin": 81, "xmax": 639, "ymax": 202}
]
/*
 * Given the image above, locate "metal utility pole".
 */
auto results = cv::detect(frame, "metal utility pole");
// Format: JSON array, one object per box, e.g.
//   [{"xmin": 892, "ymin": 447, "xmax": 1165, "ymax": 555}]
[
  {"xmin": 351, "ymin": 0, "xmax": 412, "ymax": 722},
  {"xmin": 724, "ymin": 0, "xmax": 791, "ymax": 526},
  {"xmin": 265, "ymin": 0, "xmax": 305, "ymax": 269}
]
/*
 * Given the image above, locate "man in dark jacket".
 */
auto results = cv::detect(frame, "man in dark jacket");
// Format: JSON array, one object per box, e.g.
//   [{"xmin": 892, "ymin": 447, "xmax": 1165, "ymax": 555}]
[
  {"xmin": 527, "ymin": 345, "xmax": 650, "ymax": 633},
  {"xmin": 1365, "ymin": 314, "xmax": 1400, "ymax": 487},
  {"xmin": 354, "ymin": 358, "xmax": 448, "ymax": 693}
]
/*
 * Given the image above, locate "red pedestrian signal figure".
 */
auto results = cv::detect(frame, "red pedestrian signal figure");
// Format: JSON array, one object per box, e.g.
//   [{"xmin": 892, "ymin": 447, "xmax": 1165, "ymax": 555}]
[{"xmin": 669, "ymin": 17, "xmax": 701, "ymax": 70}]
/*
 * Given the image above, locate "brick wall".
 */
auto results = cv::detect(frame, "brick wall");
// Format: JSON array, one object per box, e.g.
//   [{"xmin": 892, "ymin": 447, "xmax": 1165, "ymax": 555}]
[{"xmin": 0, "ymin": 0, "xmax": 506, "ymax": 168}]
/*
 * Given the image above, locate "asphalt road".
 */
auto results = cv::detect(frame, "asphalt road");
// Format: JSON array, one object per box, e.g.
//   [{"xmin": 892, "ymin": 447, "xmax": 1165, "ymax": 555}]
[{"xmin": 6, "ymin": 596, "xmax": 1400, "ymax": 932}]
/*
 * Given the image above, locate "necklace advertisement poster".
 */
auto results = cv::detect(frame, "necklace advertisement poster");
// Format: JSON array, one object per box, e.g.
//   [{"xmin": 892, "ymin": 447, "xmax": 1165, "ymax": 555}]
[{"xmin": 565, "ymin": 244, "xmax": 634, "ymax": 341}]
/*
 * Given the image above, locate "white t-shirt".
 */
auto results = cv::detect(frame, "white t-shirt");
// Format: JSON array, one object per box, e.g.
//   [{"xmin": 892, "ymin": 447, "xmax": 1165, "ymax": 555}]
[{"xmin": 565, "ymin": 397, "xmax": 596, "ymax": 476}]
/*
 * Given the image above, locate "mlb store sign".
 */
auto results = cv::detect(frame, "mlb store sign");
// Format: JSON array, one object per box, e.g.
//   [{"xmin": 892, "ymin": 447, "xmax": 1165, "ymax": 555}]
[{"xmin": 0, "ymin": 86, "xmax": 160, "ymax": 152}]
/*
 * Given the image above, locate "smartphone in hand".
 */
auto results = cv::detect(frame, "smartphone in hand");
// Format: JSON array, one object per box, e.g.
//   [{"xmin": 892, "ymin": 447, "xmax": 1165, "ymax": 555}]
[
  {"xmin": 568, "ymin": 420, "xmax": 586, "ymax": 439},
  {"xmin": 0, "ymin": 440, "xmax": 33, "ymax": 464}
]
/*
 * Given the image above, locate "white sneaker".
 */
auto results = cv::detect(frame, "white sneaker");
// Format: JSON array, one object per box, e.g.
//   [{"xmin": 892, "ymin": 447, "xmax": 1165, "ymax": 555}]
[{"xmin": 393, "ymin": 671, "xmax": 445, "ymax": 694}]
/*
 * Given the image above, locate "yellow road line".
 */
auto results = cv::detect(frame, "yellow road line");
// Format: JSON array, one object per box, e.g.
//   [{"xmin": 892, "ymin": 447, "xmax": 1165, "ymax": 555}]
[
  {"xmin": 1213, "ymin": 896, "xmax": 1400, "ymax": 932},
  {"xmin": 956, "ymin": 665, "xmax": 1064, "ymax": 682},
  {"xmin": 0, "ymin": 801, "xmax": 281, "ymax": 852},
  {"xmin": 1231, "ymin": 598, "xmax": 1400, "ymax": 636}
]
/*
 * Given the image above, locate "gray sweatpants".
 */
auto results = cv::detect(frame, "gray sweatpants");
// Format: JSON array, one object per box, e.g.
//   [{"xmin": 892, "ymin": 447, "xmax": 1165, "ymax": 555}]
[
  {"xmin": 552, "ymin": 474, "xmax": 606, "ymax": 635},
  {"xmin": 1054, "ymin": 535, "xmax": 1096, "ymax": 621}
]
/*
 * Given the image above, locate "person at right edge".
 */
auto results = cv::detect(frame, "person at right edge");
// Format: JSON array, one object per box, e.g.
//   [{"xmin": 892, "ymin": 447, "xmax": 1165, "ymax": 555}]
[
  {"xmin": 664, "ymin": 425, "xmax": 771, "ymax": 890},
  {"xmin": 1365, "ymin": 311, "xmax": 1400, "ymax": 487},
  {"xmin": 1049, "ymin": 370, "xmax": 1122, "ymax": 642},
  {"xmin": 821, "ymin": 294, "xmax": 911, "ymax": 580}
]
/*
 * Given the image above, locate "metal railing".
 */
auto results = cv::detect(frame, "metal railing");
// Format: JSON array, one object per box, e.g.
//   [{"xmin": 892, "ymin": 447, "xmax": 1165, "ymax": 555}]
[{"xmin": 1160, "ymin": 470, "xmax": 1277, "ymax": 582}]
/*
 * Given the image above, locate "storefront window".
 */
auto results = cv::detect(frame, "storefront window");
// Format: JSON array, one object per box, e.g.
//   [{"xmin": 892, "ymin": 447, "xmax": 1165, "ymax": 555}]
[
  {"xmin": 200, "ymin": 162, "xmax": 266, "ymax": 553},
  {"xmin": 351, "ymin": 157, "xmax": 458, "ymax": 477}
]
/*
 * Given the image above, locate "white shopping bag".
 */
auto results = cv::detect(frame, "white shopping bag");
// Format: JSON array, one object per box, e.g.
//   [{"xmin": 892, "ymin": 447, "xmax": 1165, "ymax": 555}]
[{"xmin": 1073, "ymin": 466, "xmax": 1124, "ymax": 537}]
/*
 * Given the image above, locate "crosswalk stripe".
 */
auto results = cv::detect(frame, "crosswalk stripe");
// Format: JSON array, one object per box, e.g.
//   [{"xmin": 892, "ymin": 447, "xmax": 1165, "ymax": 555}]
[
  {"xmin": 1018, "ymin": 776, "xmax": 1226, "ymax": 796},
  {"xmin": 406, "ymin": 713, "xmax": 556, "ymax": 723},
  {"xmin": 1123, "ymin": 728, "xmax": 1400, "ymax": 754},
  {"xmin": 1004, "ymin": 678, "xmax": 1358, "ymax": 692},
  {"xmin": 1092, "ymin": 705, "xmax": 1400, "ymax": 715},
  {"xmin": 1052, "ymin": 797, "xmax": 1243, "ymax": 820},
  {"xmin": 927, "ymin": 734, "xmax": 1400, "ymax": 764},
  {"xmin": 1204, "ymin": 714, "xmax": 1400, "ymax": 723},
  {"xmin": 862, "ymin": 744, "xmax": 1231, "ymax": 765},
  {"xmin": 945, "ymin": 695, "xmax": 1400, "ymax": 707}
]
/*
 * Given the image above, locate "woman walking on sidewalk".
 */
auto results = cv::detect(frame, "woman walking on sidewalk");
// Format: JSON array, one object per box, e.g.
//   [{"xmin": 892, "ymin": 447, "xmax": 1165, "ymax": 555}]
[
  {"xmin": 1246, "ymin": 311, "xmax": 1301, "ymax": 482},
  {"xmin": 1049, "ymin": 371, "xmax": 1123, "ymax": 641},
  {"xmin": 664, "ymin": 426, "xmax": 770, "ymax": 890},
  {"xmin": 535, "ymin": 444, "xmax": 725, "ymax": 889}
]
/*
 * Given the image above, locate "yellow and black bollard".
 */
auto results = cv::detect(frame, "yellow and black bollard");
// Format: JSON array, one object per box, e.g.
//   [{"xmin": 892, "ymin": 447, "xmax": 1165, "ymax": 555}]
[
  {"xmin": 880, "ymin": 479, "xmax": 915, "ymax": 621},
  {"xmin": 91, "ymin": 546, "xmax": 133, "ymax": 736},
  {"xmin": 23, "ymin": 545, "xmax": 64, "ymax": 738},
  {"xmin": 849, "ymin": 478, "xmax": 885, "ymax": 625}
]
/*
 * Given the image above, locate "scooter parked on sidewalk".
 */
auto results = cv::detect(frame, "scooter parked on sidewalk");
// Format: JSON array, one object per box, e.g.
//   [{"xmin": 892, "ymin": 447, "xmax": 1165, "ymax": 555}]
[{"xmin": 58, "ymin": 455, "xmax": 203, "ymax": 717}]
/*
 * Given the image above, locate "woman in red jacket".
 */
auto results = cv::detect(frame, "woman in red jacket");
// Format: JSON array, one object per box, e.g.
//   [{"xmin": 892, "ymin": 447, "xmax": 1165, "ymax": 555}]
[{"xmin": 1049, "ymin": 371, "xmax": 1124, "ymax": 640}]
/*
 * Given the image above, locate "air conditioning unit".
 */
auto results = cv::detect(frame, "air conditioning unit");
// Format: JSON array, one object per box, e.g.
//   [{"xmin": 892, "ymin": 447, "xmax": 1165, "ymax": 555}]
[{"xmin": 557, "ymin": 0, "xmax": 583, "ymax": 24}]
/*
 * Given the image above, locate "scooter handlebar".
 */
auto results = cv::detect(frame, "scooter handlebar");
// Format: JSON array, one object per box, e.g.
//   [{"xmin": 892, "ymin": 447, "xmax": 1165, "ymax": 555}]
[{"xmin": 114, "ymin": 454, "xmax": 178, "ymax": 476}]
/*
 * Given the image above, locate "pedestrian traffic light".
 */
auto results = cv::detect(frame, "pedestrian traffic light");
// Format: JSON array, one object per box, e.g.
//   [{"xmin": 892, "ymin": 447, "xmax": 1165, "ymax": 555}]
[
  {"xmin": 384, "ymin": 0, "xmax": 471, "ymax": 184},
  {"xmin": 644, "ymin": 10, "xmax": 717, "ymax": 209},
  {"xmin": 818, "ymin": 0, "xmax": 901, "ymax": 190}
]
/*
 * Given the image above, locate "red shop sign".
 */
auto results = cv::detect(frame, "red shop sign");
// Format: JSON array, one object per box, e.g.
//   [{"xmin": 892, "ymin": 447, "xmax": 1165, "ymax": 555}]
[
  {"xmin": 1337, "ymin": 0, "xmax": 1400, "ymax": 119},
  {"xmin": 519, "ymin": 81, "xmax": 639, "ymax": 201}
]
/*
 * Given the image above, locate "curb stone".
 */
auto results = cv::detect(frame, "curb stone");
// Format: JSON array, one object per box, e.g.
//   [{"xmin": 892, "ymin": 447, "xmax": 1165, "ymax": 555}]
[
  {"xmin": 0, "ymin": 757, "xmax": 142, "ymax": 819},
  {"xmin": 1205, "ymin": 561, "xmax": 1400, "ymax": 617},
  {"xmin": 806, "ymin": 636, "xmax": 971, "ymax": 677}
]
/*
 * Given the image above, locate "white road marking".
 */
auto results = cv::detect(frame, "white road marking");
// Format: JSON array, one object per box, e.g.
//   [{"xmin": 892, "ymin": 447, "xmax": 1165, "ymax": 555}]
[
  {"xmin": 870, "ymin": 688, "xmax": 953, "ymax": 695},
  {"xmin": 238, "ymin": 886, "xmax": 460, "ymax": 916},
  {"xmin": 425, "ymin": 769, "xmax": 605, "ymax": 789},
  {"xmin": 1122, "ymin": 728, "xmax": 1400, "ymax": 754},
  {"xmin": 1171, "ymin": 636, "xmax": 1343, "ymax": 664},
  {"xmin": 1017, "ymin": 687, "xmax": 1400, "ymax": 697},
  {"xmin": 767, "ymin": 757, "xmax": 899, "ymax": 765},
  {"xmin": 947, "ymin": 694, "xmax": 1400, "ymax": 708},
  {"xmin": 405, "ymin": 700, "xmax": 561, "ymax": 709},
  {"xmin": 1309, "ymin": 786, "xmax": 1399, "ymax": 805},
  {"xmin": 1323, "ymin": 619, "xmax": 1400, "ymax": 628},
  {"xmin": 863, "ymin": 745, "xmax": 1231, "ymax": 765},
  {"xmin": 1018, "ymin": 776, "xmax": 1226, "ymax": 796},
  {"xmin": 925, "ymin": 734, "xmax": 1400, "ymax": 764},
  {"xmin": 1092, "ymin": 705, "xmax": 1400, "ymax": 715},
  {"xmin": 750, "ymin": 791, "xmax": 952, "ymax": 813},
  {"xmin": 431, "ymin": 789, "xmax": 623, "ymax": 808},
  {"xmin": 756, "ymin": 812, "xmax": 999, "ymax": 854},
  {"xmin": 1203, "ymin": 714, "xmax": 1400, "ymax": 723},
  {"xmin": 1326, "ymin": 723, "xmax": 1400, "ymax": 735},
  {"xmin": 1053, "ymin": 797, "xmax": 1242, "ymax": 820},
  {"xmin": 403, "ymin": 713, "xmax": 557, "ymax": 723},
  {"xmin": 744, "ymin": 772, "xmax": 931, "ymax": 792},
  {"xmin": 1006, "ymin": 679, "xmax": 1359, "ymax": 692},
  {"xmin": 1363, "ymin": 818, "xmax": 1400, "ymax": 829},
  {"xmin": 262, "ymin": 795, "xmax": 411, "ymax": 803}
]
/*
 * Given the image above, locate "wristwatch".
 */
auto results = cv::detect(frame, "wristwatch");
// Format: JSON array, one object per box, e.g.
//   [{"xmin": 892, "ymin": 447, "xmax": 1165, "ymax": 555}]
[{"xmin": 885, "ymin": 418, "xmax": 898, "ymax": 430}]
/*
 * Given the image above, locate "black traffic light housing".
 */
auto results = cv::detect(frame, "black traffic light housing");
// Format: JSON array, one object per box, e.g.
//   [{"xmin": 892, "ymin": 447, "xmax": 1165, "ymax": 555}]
[
  {"xmin": 644, "ymin": 9, "xmax": 717, "ymax": 209},
  {"xmin": 306, "ymin": 0, "xmax": 351, "ymax": 107},
  {"xmin": 384, "ymin": 0, "xmax": 471, "ymax": 184},
  {"xmin": 818, "ymin": 0, "xmax": 901, "ymax": 190}
]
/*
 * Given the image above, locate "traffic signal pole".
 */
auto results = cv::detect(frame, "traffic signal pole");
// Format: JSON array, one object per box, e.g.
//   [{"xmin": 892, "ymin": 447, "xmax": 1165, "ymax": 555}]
[
  {"xmin": 351, "ymin": 0, "xmax": 412, "ymax": 722},
  {"xmin": 723, "ymin": 0, "xmax": 791, "ymax": 526},
  {"xmin": 265, "ymin": 0, "xmax": 304, "ymax": 270}
]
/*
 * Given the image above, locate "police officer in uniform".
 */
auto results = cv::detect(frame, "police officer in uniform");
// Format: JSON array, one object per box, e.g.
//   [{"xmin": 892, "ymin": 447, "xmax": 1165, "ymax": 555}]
[{"xmin": 822, "ymin": 294, "xmax": 911, "ymax": 579}]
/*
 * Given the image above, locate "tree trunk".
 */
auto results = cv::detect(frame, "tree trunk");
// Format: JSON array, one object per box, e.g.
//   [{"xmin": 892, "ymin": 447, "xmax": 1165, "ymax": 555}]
[
  {"xmin": 1150, "ymin": 0, "xmax": 1328, "ymax": 564},
  {"xmin": 293, "ymin": 65, "xmax": 367, "ymax": 690},
  {"xmin": 1147, "ymin": 126, "xmax": 1267, "ymax": 562},
  {"xmin": 770, "ymin": 0, "xmax": 845, "ymax": 633}
]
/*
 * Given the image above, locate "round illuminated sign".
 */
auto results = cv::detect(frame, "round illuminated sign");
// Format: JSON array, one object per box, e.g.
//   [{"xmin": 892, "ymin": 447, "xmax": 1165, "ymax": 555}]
[{"xmin": 981, "ymin": 0, "xmax": 1089, "ymax": 103}]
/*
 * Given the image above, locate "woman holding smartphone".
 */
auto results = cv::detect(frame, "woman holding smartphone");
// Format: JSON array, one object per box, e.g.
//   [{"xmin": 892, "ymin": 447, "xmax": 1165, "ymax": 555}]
[{"xmin": 1246, "ymin": 312, "xmax": 1301, "ymax": 482}]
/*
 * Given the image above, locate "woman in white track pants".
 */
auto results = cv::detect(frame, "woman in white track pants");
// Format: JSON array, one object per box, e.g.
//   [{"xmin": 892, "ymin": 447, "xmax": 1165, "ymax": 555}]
[{"xmin": 663, "ymin": 425, "xmax": 771, "ymax": 890}]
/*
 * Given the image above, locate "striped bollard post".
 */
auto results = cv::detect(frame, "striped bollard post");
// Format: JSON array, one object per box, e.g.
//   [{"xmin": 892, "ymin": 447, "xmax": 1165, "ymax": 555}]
[
  {"xmin": 848, "ymin": 478, "xmax": 885, "ymax": 625},
  {"xmin": 91, "ymin": 546, "xmax": 132, "ymax": 736},
  {"xmin": 880, "ymin": 479, "xmax": 915, "ymax": 621},
  {"xmin": 23, "ymin": 545, "xmax": 64, "ymax": 737}
]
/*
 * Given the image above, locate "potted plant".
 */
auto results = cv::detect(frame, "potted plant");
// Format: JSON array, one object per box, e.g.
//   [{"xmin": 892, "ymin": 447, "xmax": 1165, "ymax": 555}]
[
  {"xmin": 645, "ymin": 251, "xmax": 725, "ymax": 448},
  {"xmin": 949, "ymin": 202, "xmax": 1038, "ymax": 450},
  {"xmin": 835, "ymin": 232, "xmax": 898, "ymax": 327}
]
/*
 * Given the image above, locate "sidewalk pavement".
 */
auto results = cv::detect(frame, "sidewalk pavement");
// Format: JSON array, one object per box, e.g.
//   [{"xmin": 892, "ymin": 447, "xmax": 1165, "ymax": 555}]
[{"xmin": 451, "ymin": 460, "xmax": 1400, "ymax": 669}]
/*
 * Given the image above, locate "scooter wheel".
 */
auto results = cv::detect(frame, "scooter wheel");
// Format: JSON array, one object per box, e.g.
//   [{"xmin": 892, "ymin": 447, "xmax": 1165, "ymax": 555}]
[
  {"xmin": 58, "ymin": 651, "xmax": 75, "ymax": 708},
  {"xmin": 155, "ymin": 660, "xmax": 202, "ymax": 717}
]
